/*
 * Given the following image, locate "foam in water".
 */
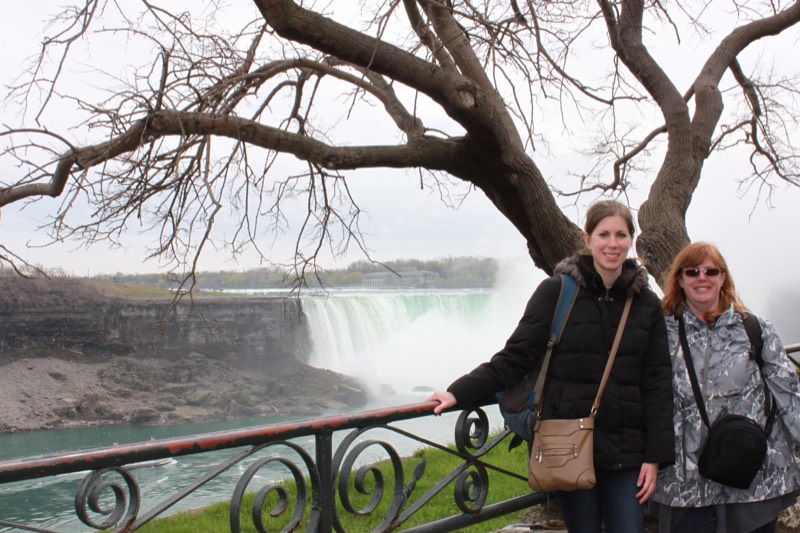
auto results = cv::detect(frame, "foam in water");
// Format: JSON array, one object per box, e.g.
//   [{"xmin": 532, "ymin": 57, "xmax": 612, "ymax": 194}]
[{"xmin": 301, "ymin": 258, "xmax": 544, "ymax": 397}]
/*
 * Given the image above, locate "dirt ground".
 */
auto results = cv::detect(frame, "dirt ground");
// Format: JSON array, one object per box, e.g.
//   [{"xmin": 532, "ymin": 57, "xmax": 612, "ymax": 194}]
[{"xmin": 0, "ymin": 351, "xmax": 365, "ymax": 433}]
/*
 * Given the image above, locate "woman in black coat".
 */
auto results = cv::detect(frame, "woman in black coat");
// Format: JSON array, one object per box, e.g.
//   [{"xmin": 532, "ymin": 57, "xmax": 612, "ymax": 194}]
[{"xmin": 428, "ymin": 200, "xmax": 674, "ymax": 533}]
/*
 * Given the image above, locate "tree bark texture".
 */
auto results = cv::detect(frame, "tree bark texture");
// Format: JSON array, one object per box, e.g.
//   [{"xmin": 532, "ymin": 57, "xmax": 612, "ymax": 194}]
[{"xmin": 2, "ymin": 0, "xmax": 799, "ymax": 284}]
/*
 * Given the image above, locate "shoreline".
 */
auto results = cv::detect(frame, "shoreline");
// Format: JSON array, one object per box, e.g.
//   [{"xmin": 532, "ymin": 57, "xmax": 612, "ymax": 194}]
[{"xmin": 0, "ymin": 352, "xmax": 367, "ymax": 434}]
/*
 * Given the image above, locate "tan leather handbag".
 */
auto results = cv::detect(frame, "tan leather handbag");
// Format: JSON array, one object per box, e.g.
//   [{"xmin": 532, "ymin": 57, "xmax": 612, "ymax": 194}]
[{"xmin": 528, "ymin": 296, "xmax": 632, "ymax": 492}]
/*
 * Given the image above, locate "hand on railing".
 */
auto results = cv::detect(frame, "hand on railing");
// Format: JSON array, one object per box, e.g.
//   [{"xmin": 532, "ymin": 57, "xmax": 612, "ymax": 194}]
[{"xmin": 427, "ymin": 391, "xmax": 457, "ymax": 415}]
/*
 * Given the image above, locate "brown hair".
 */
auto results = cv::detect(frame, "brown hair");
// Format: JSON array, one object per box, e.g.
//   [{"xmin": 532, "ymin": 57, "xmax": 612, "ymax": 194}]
[
  {"xmin": 661, "ymin": 242, "xmax": 748, "ymax": 322},
  {"xmin": 584, "ymin": 200, "xmax": 636, "ymax": 237}
]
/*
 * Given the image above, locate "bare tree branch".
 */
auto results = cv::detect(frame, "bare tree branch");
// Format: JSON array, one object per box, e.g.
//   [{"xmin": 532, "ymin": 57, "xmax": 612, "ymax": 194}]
[{"xmin": 2, "ymin": 0, "xmax": 799, "ymax": 286}]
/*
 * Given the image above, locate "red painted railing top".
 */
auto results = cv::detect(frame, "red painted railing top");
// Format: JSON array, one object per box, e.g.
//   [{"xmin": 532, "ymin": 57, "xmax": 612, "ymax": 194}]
[{"xmin": 0, "ymin": 401, "xmax": 440, "ymax": 484}]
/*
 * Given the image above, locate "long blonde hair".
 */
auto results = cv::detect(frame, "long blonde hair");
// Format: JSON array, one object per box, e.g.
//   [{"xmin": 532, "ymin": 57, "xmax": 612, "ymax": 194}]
[{"xmin": 662, "ymin": 242, "xmax": 748, "ymax": 322}]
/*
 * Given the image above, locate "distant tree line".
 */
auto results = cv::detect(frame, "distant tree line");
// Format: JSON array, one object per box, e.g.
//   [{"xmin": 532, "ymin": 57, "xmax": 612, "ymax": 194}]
[{"xmin": 92, "ymin": 256, "xmax": 499, "ymax": 291}]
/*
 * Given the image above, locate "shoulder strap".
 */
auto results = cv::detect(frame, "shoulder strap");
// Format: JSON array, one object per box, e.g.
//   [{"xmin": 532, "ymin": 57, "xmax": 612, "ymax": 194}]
[
  {"xmin": 533, "ymin": 274, "xmax": 579, "ymax": 411},
  {"xmin": 550, "ymin": 274, "xmax": 578, "ymax": 344},
  {"xmin": 743, "ymin": 313, "xmax": 776, "ymax": 433},
  {"xmin": 743, "ymin": 313, "xmax": 764, "ymax": 365},
  {"xmin": 591, "ymin": 295, "xmax": 633, "ymax": 417},
  {"xmin": 678, "ymin": 316, "xmax": 712, "ymax": 428}
]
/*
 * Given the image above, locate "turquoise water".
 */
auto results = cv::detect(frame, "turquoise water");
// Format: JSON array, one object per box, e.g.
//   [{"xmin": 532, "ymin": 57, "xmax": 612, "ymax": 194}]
[
  {"xmin": 0, "ymin": 397, "xmax": 502, "ymax": 531},
  {"xmin": 0, "ymin": 413, "xmax": 300, "ymax": 530}
]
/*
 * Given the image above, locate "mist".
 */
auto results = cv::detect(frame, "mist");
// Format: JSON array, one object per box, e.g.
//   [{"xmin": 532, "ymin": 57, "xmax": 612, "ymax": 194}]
[{"xmin": 301, "ymin": 258, "xmax": 544, "ymax": 396}]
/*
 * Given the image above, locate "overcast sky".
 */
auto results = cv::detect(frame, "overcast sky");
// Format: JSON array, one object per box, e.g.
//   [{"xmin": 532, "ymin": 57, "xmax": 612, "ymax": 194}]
[{"xmin": 1, "ymin": 3, "xmax": 799, "ymax": 323}]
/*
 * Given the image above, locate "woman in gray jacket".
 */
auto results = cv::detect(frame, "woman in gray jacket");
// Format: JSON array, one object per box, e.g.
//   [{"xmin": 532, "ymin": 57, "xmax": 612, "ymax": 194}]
[{"xmin": 651, "ymin": 242, "xmax": 800, "ymax": 533}]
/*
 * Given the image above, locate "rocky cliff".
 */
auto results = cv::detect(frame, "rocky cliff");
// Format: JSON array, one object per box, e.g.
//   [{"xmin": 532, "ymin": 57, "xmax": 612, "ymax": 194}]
[{"xmin": 0, "ymin": 275, "xmax": 367, "ymax": 432}]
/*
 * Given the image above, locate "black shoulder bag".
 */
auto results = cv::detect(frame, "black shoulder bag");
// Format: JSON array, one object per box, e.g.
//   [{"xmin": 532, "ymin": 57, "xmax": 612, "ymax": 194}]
[{"xmin": 678, "ymin": 315, "xmax": 775, "ymax": 489}]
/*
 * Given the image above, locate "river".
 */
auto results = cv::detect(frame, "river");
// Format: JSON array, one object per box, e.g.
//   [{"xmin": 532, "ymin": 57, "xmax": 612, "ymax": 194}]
[
  {"xmin": 0, "ymin": 261, "xmax": 541, "ymax": 530},
  {"xmin": 0, "ymin": 396, "xmax": 503, "ymax": 531}
]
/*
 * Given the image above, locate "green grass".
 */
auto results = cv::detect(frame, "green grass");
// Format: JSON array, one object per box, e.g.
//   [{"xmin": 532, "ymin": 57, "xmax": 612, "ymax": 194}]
[
  {"xmin": 135, "ymin": 436, "xmax": 538, "ymax": 532},
  {"xmin": 84, "ymin": 279, "xmax": 253, "ymax": 299}
]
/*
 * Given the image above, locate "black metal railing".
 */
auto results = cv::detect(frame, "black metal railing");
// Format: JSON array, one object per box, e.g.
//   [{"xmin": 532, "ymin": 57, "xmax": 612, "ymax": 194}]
[
  {"xmin": 0, "ymin": 400, "xmax": 542, "ymax": 532},
  {"xmin": 1, "ymin": 343, "xmax": 797, "ymax": 533}
]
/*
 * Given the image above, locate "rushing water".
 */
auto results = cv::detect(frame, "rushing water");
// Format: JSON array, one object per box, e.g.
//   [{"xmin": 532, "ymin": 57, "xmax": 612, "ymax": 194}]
[
  {"xmin": 301, "ymin": 260, "xmax": 542, "ymax": 395},
  {"xmin": 303, "ymin": 290, "xmax": 507, "ymax": 395},
  {"xmin": 0, "ymin": 260, "xmax": 542, "ymax": 530},
  {"xmin": 0, "ymin": 398, "xmax": 480, "ymax": 531}
]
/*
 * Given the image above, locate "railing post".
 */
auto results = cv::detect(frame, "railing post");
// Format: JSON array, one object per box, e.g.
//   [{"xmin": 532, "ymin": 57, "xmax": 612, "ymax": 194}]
[{"xmin": 316, "ymin": 429, "xmax": 334, "ymax": 532}]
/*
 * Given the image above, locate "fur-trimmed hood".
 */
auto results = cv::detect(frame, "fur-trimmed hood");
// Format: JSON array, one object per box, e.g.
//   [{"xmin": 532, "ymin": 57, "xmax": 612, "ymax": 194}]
[{"xmin": 553, "ymin": 254, "xmax": 650, "ymax": 295}]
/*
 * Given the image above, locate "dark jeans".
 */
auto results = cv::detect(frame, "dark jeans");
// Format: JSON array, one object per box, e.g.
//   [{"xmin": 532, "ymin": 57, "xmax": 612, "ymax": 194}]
[
  {"xmin": 555, "ymin": 467, "xmax": 643, "ymax": 533},
  {"xmin": 671, "ymin": 506, "xmax": 778, "ymax": 533}
]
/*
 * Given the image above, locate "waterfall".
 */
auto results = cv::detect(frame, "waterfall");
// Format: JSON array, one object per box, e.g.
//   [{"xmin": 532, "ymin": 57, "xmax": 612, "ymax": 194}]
[{"xmin": 301, "ymin": 259, "xmax": 544, "ymax": 397}]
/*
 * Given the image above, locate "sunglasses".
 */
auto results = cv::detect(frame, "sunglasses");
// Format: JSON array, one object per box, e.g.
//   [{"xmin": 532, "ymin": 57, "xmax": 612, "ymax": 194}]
[{"xmin": 682, "ymin": 267, "xmax": 722, "ymax": 278}]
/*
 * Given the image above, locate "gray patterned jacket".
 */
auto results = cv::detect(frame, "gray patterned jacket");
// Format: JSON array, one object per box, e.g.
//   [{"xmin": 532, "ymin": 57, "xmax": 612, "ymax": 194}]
[{"xmin": 652, "ymin": 305, "xmax": 800, "ymax": 507}]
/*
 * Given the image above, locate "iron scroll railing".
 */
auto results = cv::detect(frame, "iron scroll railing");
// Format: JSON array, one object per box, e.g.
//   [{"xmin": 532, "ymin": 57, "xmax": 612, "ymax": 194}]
[
  {"xmin": 0, "ymin": 400, "xmax": 544, "ymax": 532},
  {"xmin": 0, "ymin": 343, "xmax": 798, "ymax": 533}
]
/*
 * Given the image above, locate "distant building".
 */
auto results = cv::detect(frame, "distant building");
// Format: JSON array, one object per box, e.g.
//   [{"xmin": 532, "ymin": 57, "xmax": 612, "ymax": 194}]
[{"xmin": 361, "ymin": 270, "xmax": 439, "ymax": 288}]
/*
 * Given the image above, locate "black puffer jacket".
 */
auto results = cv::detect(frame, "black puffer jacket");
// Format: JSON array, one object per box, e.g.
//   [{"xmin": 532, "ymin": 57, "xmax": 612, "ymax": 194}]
[{"xmin": 448, "ymin": 254, "xmax": 675, "ymax": 470}]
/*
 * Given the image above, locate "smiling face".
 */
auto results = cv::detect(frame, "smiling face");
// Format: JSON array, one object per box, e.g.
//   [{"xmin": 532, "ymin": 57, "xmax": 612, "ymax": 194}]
[
  {"xmin": 583, "ymin": 215, "xmax": 632, "ymax": 287},
  {"xmin": 678, "ymin": 256, "xmax": 726, "ymax": 319}
]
